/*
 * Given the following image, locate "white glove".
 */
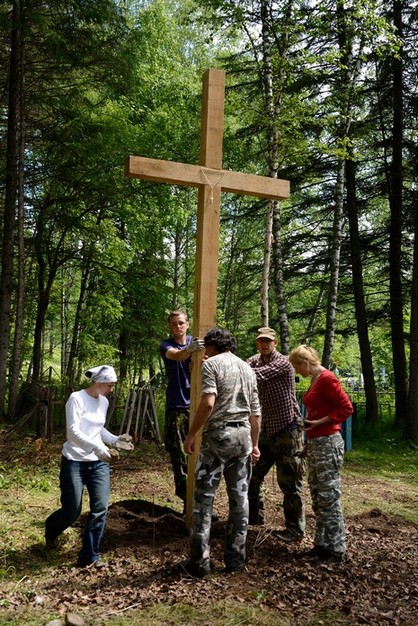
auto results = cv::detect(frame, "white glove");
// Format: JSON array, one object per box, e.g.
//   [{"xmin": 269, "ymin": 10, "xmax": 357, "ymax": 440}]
[
  {"xmin": 186, "ymin": 337, "xmax": 205, "ymax": 353},
  {"xmin": 93, "ymin": 445, "xmax": 112, "ymax": 462},
  {"xmin": 114, "ymin": 434, "xmax": 134, "ymax": 451}
]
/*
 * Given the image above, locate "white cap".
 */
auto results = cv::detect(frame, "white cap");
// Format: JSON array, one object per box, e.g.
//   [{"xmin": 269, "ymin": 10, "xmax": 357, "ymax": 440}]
[{"xmin": 85, "ymin": 365, "xmax": 117, "ymax": 383}]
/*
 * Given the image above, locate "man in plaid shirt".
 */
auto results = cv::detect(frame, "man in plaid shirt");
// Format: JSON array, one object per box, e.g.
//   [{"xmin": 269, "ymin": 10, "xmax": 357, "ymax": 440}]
[{"xmin": 247, "ymin": 327, "xmax": 305, "ymax": 541}]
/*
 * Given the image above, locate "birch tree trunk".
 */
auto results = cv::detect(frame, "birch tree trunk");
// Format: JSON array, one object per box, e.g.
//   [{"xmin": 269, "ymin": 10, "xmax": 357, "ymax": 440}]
[
  {"xmin": 346, "ymin": 156, "xmax": 378, "ymax": 425},
  {"xmin": 322, "ymin": 158, "xmax": 345, "ymax": 368},
  {"xmin": 272, "ymin": 203, "xmax": 289, "ymax": 353},
  {"xmin": 388, "ymin": 0, "xmax": 408, "ymax": 424},
  {"xmin": 261, "ymin": 202, "xmax": 273, "ymax": 326},
  {"xmin": 259, "ymin": 0, "xmax": 292, "ymax": 345},
  {"xmin": 65, "ymin": 252, "xmax": 93, "ymax": 386},
  {"xmin": 406, "ymin": 197, "xmax": 418, "ymax": 441},
  {"xmin": 322, "ymin": 1, "xmax": 361, "ymax": 368},
  {"xmin": 173, "ymin": 227, "xmax": 182, "ymax": 309},
  {"xmin": 302, "ymin": 282, "xmax": 326, "ymax": 345}
]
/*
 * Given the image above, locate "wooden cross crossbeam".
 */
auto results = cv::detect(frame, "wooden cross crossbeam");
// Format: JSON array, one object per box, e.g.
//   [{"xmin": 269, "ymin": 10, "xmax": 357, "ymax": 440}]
[
  {"xmin": 125, "ymin": 155, "xmax": 289, "ymax": 200},
  {"xmin": 125, "ymin": 68, "xmax": 290, "ymax": 528}
]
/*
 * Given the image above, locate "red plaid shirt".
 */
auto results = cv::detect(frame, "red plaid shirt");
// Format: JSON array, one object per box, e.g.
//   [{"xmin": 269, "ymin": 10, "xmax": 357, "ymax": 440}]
[{"xmin": 247, "ymin": 350, "xmax": 301, "ymax": 436}]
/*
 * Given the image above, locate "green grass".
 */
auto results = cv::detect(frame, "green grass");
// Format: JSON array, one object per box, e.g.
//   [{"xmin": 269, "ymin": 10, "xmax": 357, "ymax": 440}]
[
  {"xmin": 1, "ymin": 428, "xmax": 417, "ymax": 626},
  {"xmin": 343, "ymin": 438, "xmax": 418, "ymax": 523},
  {"xmin": 0, "ymin": 604, "xmax": 293, "ymax": 626},
  {"xmin": 345, "ymin": 442, "xmax": 418, "ymax": 481}
]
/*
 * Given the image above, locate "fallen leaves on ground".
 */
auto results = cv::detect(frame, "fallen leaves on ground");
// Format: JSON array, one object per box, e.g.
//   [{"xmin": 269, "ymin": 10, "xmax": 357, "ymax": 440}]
[{"xmin": 1, "ymin": 440, "xmax": 418, "ymax": 625}]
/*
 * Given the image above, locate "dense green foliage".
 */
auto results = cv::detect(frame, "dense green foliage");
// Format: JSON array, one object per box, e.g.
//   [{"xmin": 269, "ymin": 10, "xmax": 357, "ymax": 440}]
[{"xmin": 1, "ymin": 0, "xmax": 417, "ymax": 438}]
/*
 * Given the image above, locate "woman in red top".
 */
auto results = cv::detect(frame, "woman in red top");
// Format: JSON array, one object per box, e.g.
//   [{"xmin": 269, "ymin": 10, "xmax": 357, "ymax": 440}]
[{"xmin": 289, "ymin": 345, "xmax": 353, "ymax": 562}]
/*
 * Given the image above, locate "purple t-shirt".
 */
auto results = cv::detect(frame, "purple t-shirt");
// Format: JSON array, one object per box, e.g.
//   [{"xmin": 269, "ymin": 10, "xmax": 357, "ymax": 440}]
[{"xmin": 160, "ymin": 336, "xmax": 192, "ymax": 410}]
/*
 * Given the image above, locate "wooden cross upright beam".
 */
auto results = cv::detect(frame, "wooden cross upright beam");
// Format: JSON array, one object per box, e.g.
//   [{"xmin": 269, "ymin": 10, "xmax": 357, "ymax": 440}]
[{"xmin": 125, "ymin": 68, "xmax": 290, "ymax": 527}]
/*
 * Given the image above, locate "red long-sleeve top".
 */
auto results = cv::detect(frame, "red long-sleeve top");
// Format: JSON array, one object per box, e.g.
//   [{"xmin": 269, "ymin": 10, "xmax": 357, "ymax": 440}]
[{"xmin": 302, "ymin": 370, "xmax": 353, "ymax": 439}]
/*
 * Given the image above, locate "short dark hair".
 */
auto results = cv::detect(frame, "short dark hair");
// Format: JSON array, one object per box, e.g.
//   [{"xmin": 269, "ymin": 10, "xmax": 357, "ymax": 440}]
[
  {"xmin": 204, "ymin": 327, "xmax": 236, "ymax": 353},
  {"xmin": 167, "ymin": 310, "xmax": 189, "ymax": 323}
]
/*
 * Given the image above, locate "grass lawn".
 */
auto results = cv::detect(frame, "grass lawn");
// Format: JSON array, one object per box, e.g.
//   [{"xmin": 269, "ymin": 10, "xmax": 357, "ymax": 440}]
[{"xmin": 0, "ymin": 430, "xmax": 417, "ymax": 626}]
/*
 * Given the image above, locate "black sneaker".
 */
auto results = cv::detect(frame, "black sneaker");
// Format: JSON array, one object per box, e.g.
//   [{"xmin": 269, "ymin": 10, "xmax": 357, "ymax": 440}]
[
  {"xmin": 320, "ymin": 550, "xmax": 345, "ymax": 563},
  {"xmin": 224, "ymin": 563, "xmax": 245, "ymax": 574},
  {"xmin": 45, "ymin": 536, "xmax": 58, "ymax": 549},
  {"xmin": 305, "ymin": 545, "xmax": 328, "ymax": 558},
  {"xmin": 179, "ymin": 559, "xmax": 210, "ymax": 578},
  {"xmin": 274, "ymin": 529, "xmax": 303, "ymax": 543}
]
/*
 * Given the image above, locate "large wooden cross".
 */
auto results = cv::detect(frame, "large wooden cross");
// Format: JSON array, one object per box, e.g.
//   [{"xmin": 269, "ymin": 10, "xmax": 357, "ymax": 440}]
[{"xmin": 125, "ymin": 68, "xmax": 290, "ymax": 527}]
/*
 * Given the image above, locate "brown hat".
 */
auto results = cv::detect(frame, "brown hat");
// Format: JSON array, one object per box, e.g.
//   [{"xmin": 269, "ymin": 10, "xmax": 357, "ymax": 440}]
[{"xmin": 256, "ymin": 327, "xmax": 277, "ymax": 341}]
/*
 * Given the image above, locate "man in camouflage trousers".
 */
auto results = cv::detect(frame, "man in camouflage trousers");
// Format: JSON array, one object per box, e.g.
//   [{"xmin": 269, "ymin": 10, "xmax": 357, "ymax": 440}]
[
  {"xmin": 160, "ymin": 310, "xmax": 204, "ymax": 507},
  {"xmin": 183, "ymin": 327, "xmax": 261, "ymax": 577},
  {"xmin": 247, "ymin": 327, "xmax": 305, "ymax": 542}
]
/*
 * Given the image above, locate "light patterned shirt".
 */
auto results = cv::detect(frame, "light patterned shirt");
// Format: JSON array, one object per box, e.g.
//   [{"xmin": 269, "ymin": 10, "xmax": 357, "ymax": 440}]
[{"xmin": 200, "ymin": 352, "xmax": 260, "ymax": 431}]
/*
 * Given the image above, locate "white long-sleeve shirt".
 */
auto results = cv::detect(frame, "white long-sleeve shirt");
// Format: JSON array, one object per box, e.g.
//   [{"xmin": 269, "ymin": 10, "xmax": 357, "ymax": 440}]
[{"xmin": 62, "ymin": 389, "xmax": 118, "ymax": 461}]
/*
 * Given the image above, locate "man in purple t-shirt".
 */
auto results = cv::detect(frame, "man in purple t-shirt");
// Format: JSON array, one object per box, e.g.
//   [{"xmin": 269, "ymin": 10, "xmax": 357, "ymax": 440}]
[{"xmin": 160, "ymin": 310, "xmax": 204, "ymax": 506}]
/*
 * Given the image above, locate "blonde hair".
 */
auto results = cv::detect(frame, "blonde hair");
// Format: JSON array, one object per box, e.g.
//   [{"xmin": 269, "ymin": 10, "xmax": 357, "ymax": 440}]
[{"xmin": 289, "ymin": 344, "xmax": 321, "ymax": 367}]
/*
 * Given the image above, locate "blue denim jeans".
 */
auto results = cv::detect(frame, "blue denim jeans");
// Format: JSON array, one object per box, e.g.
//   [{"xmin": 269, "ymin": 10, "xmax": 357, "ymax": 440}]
[{"xmin": 45, "ymin": 456, "xmax": 110, "ymax": 566}]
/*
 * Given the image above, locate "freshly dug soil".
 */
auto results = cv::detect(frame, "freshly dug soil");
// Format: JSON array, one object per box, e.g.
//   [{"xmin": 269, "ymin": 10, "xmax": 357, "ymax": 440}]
[
  {"xmin": 55, "ymin": 452, "xmax": 418, "ymax": 625},
  {"xmin": 1, "ymin": 438, "xmax": 417, "ymax": 625}
]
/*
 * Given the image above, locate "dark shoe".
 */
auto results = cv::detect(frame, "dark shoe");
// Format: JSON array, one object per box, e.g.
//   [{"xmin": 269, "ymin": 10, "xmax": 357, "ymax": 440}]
[
  {"xmin": 179, "ymin": 559, "xmax": 210, "ymax": 578},
  {"xmin": 305, "ymin": 545, "xmax": 328, "ymax": 558},
  {"xmin": 45, "ymin": 535, "xmax": 58, "ymax": 549},
  {"xmin": 319, "ymin": 550, "xmax": 345, "ymax": 563},
  {"xmin": 274, "ymin": 529, "xmax": 303, "ymax": 543},
  {"xmin": 224, "ymin": 563, "xmax": 245, "ymax": 574}
]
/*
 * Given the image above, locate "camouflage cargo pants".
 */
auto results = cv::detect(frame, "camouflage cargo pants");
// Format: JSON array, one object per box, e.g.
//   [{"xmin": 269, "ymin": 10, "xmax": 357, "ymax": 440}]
[
  {"xmin": 189, "ymin": 423, "xmax": 252, "ymax": 573},
  {"xmin": 248, "ymin": 428, "xmax": 305, "ymax": 537},
  {"xmin": 308, "ymin": 432, "xmax": 346, "ymax": 555},
  {"xmin": 165, "ymin": 407, "xmax": 189, "ymax": 502}
]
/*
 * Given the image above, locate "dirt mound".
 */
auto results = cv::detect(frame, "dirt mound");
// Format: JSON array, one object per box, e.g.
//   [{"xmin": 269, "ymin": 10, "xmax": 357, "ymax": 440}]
[
  {"xmin": 89, "ymin": 498, "xmax": 418, "ymax": 625},
  {"xmin": 1, "ymin": 435, "xmax": 417, "ymax": 625},
  {"xmin": 103, "ymin": 498, "xmax": 188, "ymax": 548}
]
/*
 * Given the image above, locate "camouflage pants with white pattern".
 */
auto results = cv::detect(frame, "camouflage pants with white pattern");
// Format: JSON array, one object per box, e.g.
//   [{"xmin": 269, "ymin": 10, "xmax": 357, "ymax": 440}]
[
  {"xmin": 308, "ymin": 432, "xmax": 346, "ymax": 555},
  {"xmin": 189, "ymin": 423, "xmax": 252, "ymax": 572}
]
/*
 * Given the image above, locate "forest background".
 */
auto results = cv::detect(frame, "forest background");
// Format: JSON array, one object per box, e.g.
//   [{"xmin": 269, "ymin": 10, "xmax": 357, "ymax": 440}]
[{"xmin": 1, "ymin": 0, "xmax": 418, "ymax": 443}]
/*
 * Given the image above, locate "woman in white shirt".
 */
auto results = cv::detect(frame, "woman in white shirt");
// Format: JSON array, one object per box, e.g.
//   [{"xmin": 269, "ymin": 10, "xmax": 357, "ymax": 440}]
[{"xmin": 45, "ymin": 365, "xmax": 133, "ymax": 568}]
